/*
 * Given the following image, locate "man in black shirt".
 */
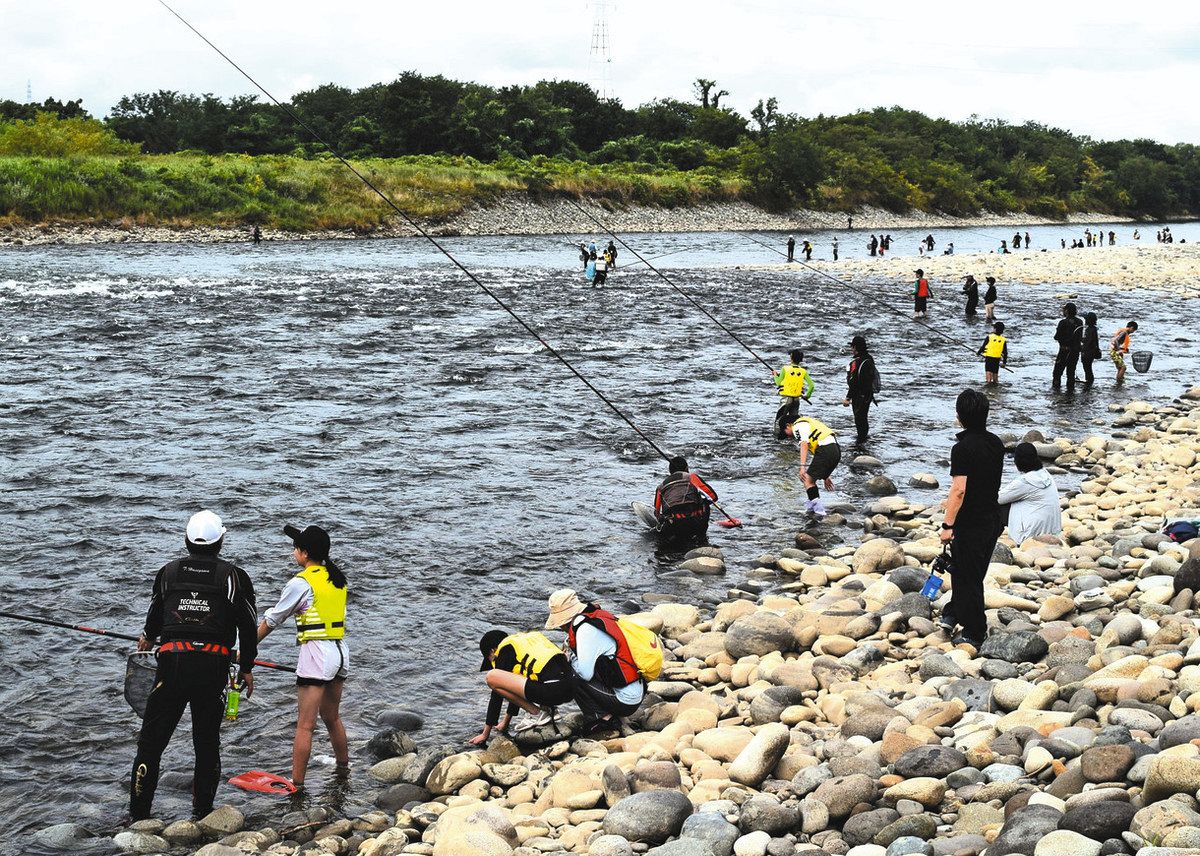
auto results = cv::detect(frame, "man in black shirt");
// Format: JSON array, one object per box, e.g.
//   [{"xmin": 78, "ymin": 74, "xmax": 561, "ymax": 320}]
[
  {"xmin": 842, "ymin": 335, "xmax": 877, "ymax": 443},
  {"xmin": 938, "ymin": 390, "xmax": 1004, "ymax": 647},
  {"xmin": 1052, "ymin": 302, "xmax": 1084, "ymax": 392},
  {"xmin": 130, "ymin": 510, "xmax": 258, "ymax": 820}
]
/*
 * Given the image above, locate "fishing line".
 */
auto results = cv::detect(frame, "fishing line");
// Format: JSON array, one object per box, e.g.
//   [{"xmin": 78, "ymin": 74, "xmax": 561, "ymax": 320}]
[
  {"xmin": 566, "ymin": 198, "xmax": 776, "ymax": 373},
  {"xmin": 154, "ymin": 0, "xmax": 675, "ymax": 461},
  {"xmin": 155, "ymin": 0, "xmax": 745, "ymax": 525},
  {"xmin": 738, "ymin": 231, "xmax": 1015, "ymax": 373}
]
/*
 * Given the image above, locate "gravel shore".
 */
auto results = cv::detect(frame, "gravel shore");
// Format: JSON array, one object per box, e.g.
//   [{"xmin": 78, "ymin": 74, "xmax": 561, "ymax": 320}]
[
  {"xmin": 761, "ymin": 243, "xmax": 1200, "ymax": 296},
  {"xmin": 51, "ymin": 387, "xmax": 1200, "ymax": 856},
  {"xmin": 0, "ymin": 198, "xmax": 1135, "ymax": 245}
]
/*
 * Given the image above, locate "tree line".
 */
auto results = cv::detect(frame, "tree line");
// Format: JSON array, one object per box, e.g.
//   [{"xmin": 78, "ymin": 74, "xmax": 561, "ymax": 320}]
[{"xmin": 2, "ymin": 74, "xmax": 1198, "ymax": 218}]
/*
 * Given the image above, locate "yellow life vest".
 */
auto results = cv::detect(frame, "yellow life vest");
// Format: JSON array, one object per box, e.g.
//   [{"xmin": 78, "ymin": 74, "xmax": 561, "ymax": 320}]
[
  {"xmin": 983, "ymin": 334, "xmax": 1006, "ymax": 358},
  {"xmin": 499, "ymin": 631, "xmax": 562, "ymax": 681},
  {"xmin": 295, "ymin": 565, "xmax": 346, "ymax": 643},
  {"xmin": 793, "ymin": 416, "xmax": 835, "ymax": 453},
  {"xmin": 776, "ymin": 364, "xmax": 810, "ymax": 398}
]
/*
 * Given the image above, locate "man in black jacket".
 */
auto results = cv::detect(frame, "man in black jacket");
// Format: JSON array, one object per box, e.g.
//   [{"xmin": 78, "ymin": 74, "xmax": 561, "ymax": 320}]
[
  {"xmin": 1051, "ymin": 302, "xmax": 1084, "ymax": 392},
  {"xmin": 129, "ymin": 510, "xmax": 258, "ymax": 820},
  {"xmin": 842, "ymin": 335, "xmax": 877, "ymax": 443}
]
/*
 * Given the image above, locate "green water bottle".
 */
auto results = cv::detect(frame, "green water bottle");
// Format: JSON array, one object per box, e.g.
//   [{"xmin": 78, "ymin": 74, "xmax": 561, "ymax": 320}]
[{"xmin": 225, "ymin": 679, "xmax": 242, "ymax": 721}]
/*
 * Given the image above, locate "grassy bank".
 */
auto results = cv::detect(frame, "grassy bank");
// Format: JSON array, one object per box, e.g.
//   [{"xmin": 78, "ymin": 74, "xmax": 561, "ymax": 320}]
[{"xmin": 0, "ymin": 152, "xmax": 744, "ymax": 231}]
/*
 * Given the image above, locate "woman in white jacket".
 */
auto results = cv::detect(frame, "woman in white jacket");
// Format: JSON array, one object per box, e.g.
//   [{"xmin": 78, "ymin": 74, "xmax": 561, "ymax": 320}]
[{"xmin": 999, "ymin": 443, "xmax": 1062, "ymax": 543}]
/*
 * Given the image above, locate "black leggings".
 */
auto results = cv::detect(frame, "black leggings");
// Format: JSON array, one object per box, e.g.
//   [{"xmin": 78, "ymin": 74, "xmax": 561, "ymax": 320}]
[
  {"xmin": 1081, "ymin": 355, "xmax": 1095, "ymax": 384},
  {"xmin": 130, "ymin": 653, "xmax": 229, "ymax": 819}
]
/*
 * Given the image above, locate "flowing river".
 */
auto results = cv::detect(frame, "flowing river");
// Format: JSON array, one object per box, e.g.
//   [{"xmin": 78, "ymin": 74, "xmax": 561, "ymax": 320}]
[{"xmin": 1, "ymin": 221, "xmax": 1196, "ymax": 849}]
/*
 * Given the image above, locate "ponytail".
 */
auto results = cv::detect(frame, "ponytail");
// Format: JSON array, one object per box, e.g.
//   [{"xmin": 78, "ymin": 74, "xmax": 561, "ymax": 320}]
[{"xmin": 325, "ymin": 558, "xmax": 347, "ymax": 589}]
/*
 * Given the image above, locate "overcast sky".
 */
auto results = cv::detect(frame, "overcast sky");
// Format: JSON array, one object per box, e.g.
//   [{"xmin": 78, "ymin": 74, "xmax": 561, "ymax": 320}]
[{"xmin": 3, "ymin": 0, "xmax": 1197, "ymax": 145}]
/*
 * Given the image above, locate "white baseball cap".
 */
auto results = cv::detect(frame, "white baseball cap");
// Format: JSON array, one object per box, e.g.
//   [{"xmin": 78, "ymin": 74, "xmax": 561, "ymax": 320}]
[{"xmin": 186, "ymin": 510, "xmax": 226, "ymax": 545}]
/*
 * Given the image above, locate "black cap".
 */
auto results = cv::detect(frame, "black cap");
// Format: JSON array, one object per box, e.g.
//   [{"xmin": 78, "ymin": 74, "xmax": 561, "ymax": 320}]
[
  {"xmin": 479, "ymin": 630, "xmax": 507, "ymax": 671},
  {"xmin": 284, "ymin": 524, "xmax": 330, "ymax": 560},
  {"xmin": 915, "ymin": 269, "xmax": 924, "ymax": 276}
]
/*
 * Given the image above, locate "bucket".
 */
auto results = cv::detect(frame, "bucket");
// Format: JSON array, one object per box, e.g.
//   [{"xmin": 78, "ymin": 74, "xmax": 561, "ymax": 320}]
[
  {"xmin": 920, "ymin": 573, "xmax": 944, "ymax": 600},
  {"xmin": 1132, "ymin": 351, "xmax": 1152, "ymax": 373},
  {"xmin": 124, "ymin": 652, "xmax": 158, "ymax": 719}
]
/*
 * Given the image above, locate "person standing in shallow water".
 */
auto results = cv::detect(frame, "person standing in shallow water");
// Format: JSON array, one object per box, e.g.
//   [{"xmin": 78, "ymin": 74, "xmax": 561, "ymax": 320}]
[
  {"xmin": 832, "ymin": 237, "xmax": 839, "ymax": 261},
  {"xmin": 130, "ymin": 511, "xmax": 257, "ymax": 820},
  {"xmin": 258, "ymin": 524, "xmax": 349, "ymax": 789},
  {"xmin": 786, "ymin": 235, "xmax": 795, "ymax": 262},
  {"xmin": 962, "ymin": 275, "xmax": 979, "ymax": 316},
  {"xmin": 1080, "ymin": 312, "xmax": 1101, "ymax": 387},
  {"xmin": 938, "ymin": 389, "xmax": 1004, "ymax": 648},
  {"xmin": 842, "ymin": 335, "xmax": 877, "ymax": 443},
  {"xmin": 912, "ymin": 269, "xmax": 932, "ymax": 318},
  {"xmin": 983, "ymin": 276, "xmax": 998, "ymax": 321},
  {"xmin": 1052, "ymin": 302, "xmax": 1084, "ymax": 392}
]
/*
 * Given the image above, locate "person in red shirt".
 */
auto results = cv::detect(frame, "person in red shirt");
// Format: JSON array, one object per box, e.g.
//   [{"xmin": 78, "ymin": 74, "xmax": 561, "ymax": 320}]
[
  {"xmin": 654, "ymin": 456, "xmax": 718, "ymax": 543},
  {"xmin": 912, "ymin": 269, "xmax": 932, "ymax": 318}
]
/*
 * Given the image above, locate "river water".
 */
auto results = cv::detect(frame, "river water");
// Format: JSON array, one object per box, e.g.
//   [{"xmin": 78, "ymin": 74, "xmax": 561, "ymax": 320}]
[{"xmin": 1, "ymin": 221, "xmax": 1196, "ymax": 848}]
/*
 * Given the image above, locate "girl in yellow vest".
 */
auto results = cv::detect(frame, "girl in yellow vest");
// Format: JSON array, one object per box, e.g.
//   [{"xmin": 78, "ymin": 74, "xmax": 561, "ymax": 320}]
[
  {"xmin": 258, "ymin": 524, "xmax": 348, "ymax": 789},
  {"xmin": 470, "ymin": 629, "xmax": 575, "ymax": 745},
  {"xmin": 773, "ymin": 349, "xmax": 814, "ymax": 438},
  {"xmin": 783, "ymin": 415, "xmax": 841, "ymax": 516},
  {"xmin": 976, "ymin": 322, "xmax": 1008, "ymax": 385}
]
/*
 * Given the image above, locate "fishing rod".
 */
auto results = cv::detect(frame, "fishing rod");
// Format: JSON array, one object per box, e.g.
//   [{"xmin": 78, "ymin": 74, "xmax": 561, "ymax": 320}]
[
  {"xmin": 739, "ymin": 231, "xmax": 1015, "ymax": 374},
  {"xmin": 155, "ymin": 1, "xmax": 742, "ymax": 528},
  {"xmin": 1, "ymin": 610, "xmax": 294, "ymax": 672}
]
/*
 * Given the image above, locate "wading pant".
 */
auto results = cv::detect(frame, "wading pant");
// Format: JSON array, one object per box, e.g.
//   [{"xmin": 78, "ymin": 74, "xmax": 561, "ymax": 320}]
[
  {"xmin": 1081, "ymin": 355, "xmax": 1095, "ymax": 385},
  {"xmin": 1052, "ymin": 347, "xmax": 1080, "ymax": 391},
  {"xmin": 571, "ymin": 674, "xmax": 642, "ymax": 722},
  {"xmin": 774, "ymin": 398, "xmax": 801, "ymax": 438},
  {"xmin": 658, "ymin": 514, "xmax": 709, "ymax": 545},
  {"xmin": 850, "ymin": 395, "xmax": 872, "ymax": 443},
  {"xmin": 948, "ymin": 514, "xmax": 1002, "ymax": 642},
  {"xmin": 965, "ymin": 296, "xmax": 978, "ymax": 316},
  {"xmin": 130, "ymin": 652, "xmax": 229, "ymax": 819}
]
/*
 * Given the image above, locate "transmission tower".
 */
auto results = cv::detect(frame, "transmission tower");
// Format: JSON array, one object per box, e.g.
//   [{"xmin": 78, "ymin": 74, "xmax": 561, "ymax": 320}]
[
  {"xmin": 26, "ymin": 79, "xmax": 32, "ymax": 103},
  {"xmin": 587, "ymin": 1, "xmax": 614, "ymax": 100}
]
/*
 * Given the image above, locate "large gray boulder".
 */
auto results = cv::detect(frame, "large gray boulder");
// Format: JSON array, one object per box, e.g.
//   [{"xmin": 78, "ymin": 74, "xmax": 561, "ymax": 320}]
[{"xmin": 602, "ymin": 790, "xmax": 694, "ymax": 844}]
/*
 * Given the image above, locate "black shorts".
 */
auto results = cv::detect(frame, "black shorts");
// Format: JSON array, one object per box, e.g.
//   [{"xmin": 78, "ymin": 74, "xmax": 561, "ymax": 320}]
[
  {"xmin": 525, "ymin": 676, "xmax": 575, "ymax": 708},
  {"xmin": 296, "ymin": 675, "xmax": 346, "ymax": 687},
  {"xmin": 914, "ymin": 297, "xmax": 928, "ymax": 312},
  {"xmin": 808, "ymin": 442, "xmax": 841, "ymax": 480},
  {"xmin": 984, "ymin": 356, "xmax": 1000, "ymax": 373}
]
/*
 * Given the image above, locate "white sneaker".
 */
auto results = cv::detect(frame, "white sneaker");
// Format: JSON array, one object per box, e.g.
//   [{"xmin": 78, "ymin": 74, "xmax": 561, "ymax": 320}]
[
  {"xmin": 514, "ymin": 709, "xmax": 555, "ymax": 733},
  {"xmin": 803, "ymin": 499, "xmax": 815, "ymax": 514},
  {"xmin": 810, "ymin": 499, "xmax": 827, "ymax": 516}
]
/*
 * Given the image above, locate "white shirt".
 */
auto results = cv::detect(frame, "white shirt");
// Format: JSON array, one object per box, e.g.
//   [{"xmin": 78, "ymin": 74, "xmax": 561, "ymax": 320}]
[
  {"xmin": 998, "ymin": 469, "xmax": 1062, "ymax": 544},
  {"xmin": 263, "ymin": 576, "xmax": 349, "ymax": 681}
]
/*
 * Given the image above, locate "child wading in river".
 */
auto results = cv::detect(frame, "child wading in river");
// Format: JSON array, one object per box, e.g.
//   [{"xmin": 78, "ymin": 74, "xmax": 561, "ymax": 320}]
[{"xmin": 977, "ymin": 322, "xmax": 1009, "ymax": 385}]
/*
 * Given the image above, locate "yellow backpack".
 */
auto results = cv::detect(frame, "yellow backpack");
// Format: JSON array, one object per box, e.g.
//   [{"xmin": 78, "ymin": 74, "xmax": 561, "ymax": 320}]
[{"xmin": 617, "ymin": 618, "xmax": 664, "ymax": 681}]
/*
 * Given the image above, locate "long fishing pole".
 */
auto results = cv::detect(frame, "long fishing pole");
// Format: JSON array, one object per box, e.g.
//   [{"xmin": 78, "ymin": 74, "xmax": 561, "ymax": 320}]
[
  {"xmin": 739, "ymin": 231, "xmax": 1015, "ymax": 373},
  {"xmin": 1, "ymin": 610, "xmax": 294, "ymax": 672},
  {"xmin": 155, "ymin": 0, "xmax": 742, "ymax": 527}
]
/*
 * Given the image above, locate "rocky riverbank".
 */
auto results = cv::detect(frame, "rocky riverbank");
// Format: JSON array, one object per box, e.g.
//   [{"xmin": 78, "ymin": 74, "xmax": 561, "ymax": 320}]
[
  {"xmin": 36, "ymin": 388, "xmax": 1200, "ymax": 856},
  {"xmin": 768, "ymin": 243, "xmax": 1200, "ymax": 296},
  {"xmin": 0, "ymin": 200, "xmax": 1134, "ymax": 245}
]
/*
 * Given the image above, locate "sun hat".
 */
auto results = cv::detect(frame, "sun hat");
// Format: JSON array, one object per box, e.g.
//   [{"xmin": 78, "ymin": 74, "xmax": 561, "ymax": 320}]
[
  {"xmin": 545, "ymin": 588, "xmax": 587, "ymax": 630},
  {"xmin": 186, "ymin": 510, "xmax": 226, "ymax": 545}
]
